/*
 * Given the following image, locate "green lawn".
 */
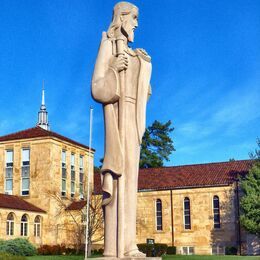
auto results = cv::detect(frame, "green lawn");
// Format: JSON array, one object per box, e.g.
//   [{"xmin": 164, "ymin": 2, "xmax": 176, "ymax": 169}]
[
  {"xmin": 25, "ymin": 255, "xmax": 260, "ymax": 260},
  {"xmin": 26, "ymin": 256, "xmax": 84, "ymax": 260}
]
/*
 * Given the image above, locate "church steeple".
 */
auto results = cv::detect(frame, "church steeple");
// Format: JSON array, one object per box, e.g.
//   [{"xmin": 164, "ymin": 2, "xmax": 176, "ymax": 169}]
[{"xmin": 37, "ymin": 81, "xmax": 50, "ymax": 130}]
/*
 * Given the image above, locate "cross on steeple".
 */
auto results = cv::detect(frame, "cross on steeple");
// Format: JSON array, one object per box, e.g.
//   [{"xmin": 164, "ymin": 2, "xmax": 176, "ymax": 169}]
[{"xmin": 37, "ymin": 80, "xmax": 50, "ymax": 130}]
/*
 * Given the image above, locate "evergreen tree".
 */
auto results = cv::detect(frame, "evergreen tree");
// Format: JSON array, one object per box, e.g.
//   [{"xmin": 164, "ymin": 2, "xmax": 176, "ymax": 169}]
[
  {"xmin": 139, "ymin": 120, "xmax": 175, "ymax": 168},
  {"xmin": 240, "ymin": 138, "xmax": 260, "ymax": 237}
]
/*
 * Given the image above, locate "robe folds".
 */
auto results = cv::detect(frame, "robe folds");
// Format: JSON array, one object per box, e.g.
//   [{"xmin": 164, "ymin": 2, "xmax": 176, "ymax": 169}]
[{"xmin": 91, "ymin": 31, "xmax": 152, "ymax": 206}]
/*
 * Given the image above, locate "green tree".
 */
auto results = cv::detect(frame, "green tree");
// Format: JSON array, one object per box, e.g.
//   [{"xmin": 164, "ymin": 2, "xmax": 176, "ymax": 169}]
[
  {"xmin": 240, "ymin": 138, "xmax": 260, "ymax": 237},
  {"xmin": 139, "ymin": 120, "xmax": 175, "ymax": 168}
]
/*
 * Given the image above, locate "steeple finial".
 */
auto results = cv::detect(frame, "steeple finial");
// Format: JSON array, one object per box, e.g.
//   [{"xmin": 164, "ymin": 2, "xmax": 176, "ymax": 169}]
[
  {"xmin": 42, "ymin": 80, "xmax": 45, "ymax": 106},
  {"xmin": 37, "ymin": 80, "xmax": 50, "ymax": 130}
]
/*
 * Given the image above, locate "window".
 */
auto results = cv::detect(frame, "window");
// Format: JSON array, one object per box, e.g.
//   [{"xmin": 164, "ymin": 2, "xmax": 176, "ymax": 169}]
[
  {"xmin": 156, "ymin": 199, "xmax": 162, "ymax": 231},
  {"xmin": 79, "ymin": 155, "xmax": 84, "ymax": 199},
  {"xmin": 34, "ymin": 216, "xmax": 41, "ymax": 237},
  {"xmin": 61, "ymin": 150, "xmax": 66, "ymax": 196},
  {"xmin": 21, "ymin": 149, "xmax": 30, "ymax": 195},
  {"xmin": 184, "ymin": 197, "xmax": 191, "ymax": 229},
  {"xmin": 213, "ymin": 196, "xmax": 221, "ymax": 228},
  {"xmin": 5, "ymin": 150, "xmax": 13, "ymax": 195},
  {"xmin": 6, "ymin": 213, "xmax": 14, "ymax": 236},
  {"xmin": 212, "ymin": 245, "xmax": 225, "ymax": 255},
  {"xmin": 21, "ymin": 214, "xmax": 28, "ymax": 236},
  {"xmin": 182, "ymin": 246, "xmax": 194, "ymax": 255},
  {"xmin": 71, "ymin": 153, "xmax": 75, "ymax": 198}
]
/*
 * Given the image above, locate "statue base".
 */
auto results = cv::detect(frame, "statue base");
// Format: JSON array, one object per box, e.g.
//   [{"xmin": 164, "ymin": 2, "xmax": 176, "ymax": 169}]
[
  {"xmin": 92, "ymin": 257, "xmax": 162, "ymax": 260},
  {"xmin": 92, "ymin": 256, "xmax": 162, "ymax": 260}
]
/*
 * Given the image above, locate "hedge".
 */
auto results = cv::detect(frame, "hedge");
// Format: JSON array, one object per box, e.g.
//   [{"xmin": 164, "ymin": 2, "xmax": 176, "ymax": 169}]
[
  {"xmin": 0, "ymin": 238, "xmax": 36, "ymax": 256},
  {"xmin": 137, "ymin": 243, "xmax": 168, "ymax": 256}
]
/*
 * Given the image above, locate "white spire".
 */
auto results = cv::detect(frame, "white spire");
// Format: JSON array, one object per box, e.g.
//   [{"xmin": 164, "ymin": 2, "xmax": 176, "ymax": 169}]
[{"xmin": 37, "ymin": 80, "xmax": 50, "ymax": 130}]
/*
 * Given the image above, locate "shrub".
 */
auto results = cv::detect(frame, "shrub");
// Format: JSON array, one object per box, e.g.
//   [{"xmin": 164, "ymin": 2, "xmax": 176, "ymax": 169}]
[
  {"xmin": 0, "ymin": 238, "xmax": 37, "ymax": 256},
  {"xmin": 92, "ymin": 249, "xmax": 103, "ymax": 255},
  {"xmin": 166, "ymin": 246, "xmax": 176, "ymax": 255},
  {"xmin": 98, "ymin": 248, "xmax": 104, "ymax": 255},
  {"xmin": 0, "ymin": 252, "xmax": 26, "ymax": 260},
  {"xmin": 137, "ymin": 243, "xmax": 168, "ymax": 257},
  {"xmin": 37, "ymin": 244, "xmax": 82, "ymax": 255},
  {"xmin": 225, "ymin": 246, "xmax": 237, "ymax": 255},
  {"xmin": 37, "ymin": 244, "xmax": 66, "ymax": 255}
]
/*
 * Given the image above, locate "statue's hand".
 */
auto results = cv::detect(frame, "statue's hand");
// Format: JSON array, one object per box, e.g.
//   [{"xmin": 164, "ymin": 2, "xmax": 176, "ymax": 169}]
[{"xmin": 110, "ymin": 53, "xmax": 128, "ymax": 72}]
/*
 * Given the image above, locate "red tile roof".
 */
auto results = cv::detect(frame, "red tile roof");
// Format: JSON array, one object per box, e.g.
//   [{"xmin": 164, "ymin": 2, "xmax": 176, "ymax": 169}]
[
  {"xmin": 0, "ymin": 126, "xmax": 94, "ymax": 151},
  {"xmin": 94, "ymin": 160, "xmax": 253, "ymax": 194},
  {"xmin": 0, "ymin": 193, "xmax": 46, "ymax": 213},
  {"xmin": 66, "ymin": 200, "xmax": 87, "ymax": 211}
]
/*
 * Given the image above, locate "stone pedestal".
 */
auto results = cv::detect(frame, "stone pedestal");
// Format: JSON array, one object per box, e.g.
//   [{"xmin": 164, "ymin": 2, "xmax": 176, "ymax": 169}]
[{"xmin": 92, "ymin": 258, "xmax": 161, "ymax": 260}]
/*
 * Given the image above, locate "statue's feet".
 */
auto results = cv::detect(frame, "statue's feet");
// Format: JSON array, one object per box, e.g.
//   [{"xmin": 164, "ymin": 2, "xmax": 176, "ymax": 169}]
[{"xmin": 125, "ymin": 249, "xmax": 146, "ymax": 258}]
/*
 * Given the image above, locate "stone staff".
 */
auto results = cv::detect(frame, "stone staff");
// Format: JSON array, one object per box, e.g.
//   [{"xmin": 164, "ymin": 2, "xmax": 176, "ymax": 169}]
[
  {"xmin": 92, "ymin": 2, "xmax": 152, "ymax": 257},
  {"xmin": 115, "ymin": 35, "xmax": 126, "ymax": 258}
]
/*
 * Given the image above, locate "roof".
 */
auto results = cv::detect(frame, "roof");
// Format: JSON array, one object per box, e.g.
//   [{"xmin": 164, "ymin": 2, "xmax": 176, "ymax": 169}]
[
  {"xmin": 0, "ymin": 193, "xmax": 46, "ymax": 213},
  {"xmin": 94, "ymin": 160, "xmax": 253, "ymax": 194},
  {"xmin": 66, "ymin": 200, "xmax": 87, "ymax": 211},
  {"xmin": 0, "ymin": 126, "xmax": 94, "ymax": 152}
]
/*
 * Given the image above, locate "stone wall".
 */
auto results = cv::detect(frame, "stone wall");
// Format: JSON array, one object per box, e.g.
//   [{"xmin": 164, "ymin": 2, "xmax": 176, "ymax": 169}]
[
  {"xmin": 136, "ymin": 185, "xmax": 238, "ymax": 255},
  {"xmin": 0, "ymin": 136, "xmax": 94, "ymax": 246}
]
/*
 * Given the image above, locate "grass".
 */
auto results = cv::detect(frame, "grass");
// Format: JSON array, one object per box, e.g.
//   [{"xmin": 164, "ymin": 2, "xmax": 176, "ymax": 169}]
[
  {"xmin": 26, "ymin": 256, "xmax": 84, "ymax": 260},
  {"xmin": 25, "ymin": 255, "xmax": 260, "ymax": 260}
]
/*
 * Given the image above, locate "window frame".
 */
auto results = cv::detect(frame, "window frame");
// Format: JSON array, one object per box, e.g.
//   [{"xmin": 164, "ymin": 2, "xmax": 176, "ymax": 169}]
[
  {"xmin": 183, "ymin": 197, "xmax": 191, "ymax": 230},
  {"xmin": 79, "ymin": 155, "xmax": 84, "ymax": 199},
  {"xmin": 61, "ymin": 150, "xmax": 67, "ymax": 196},
  {"xmin": 20, "ymin": 214, "xmax": 28, "ymax": 237},
  {"xmin": 6, "ymin": 213, "xmax": 14, "ymax": 236},
  {"xmin": 34, "ymin": 216, "xmax": 41, "ymax": 237},
  {"xmin": 21, "ymin": 148, "xmax": 30, "ymax": 196},
  {"xmin": 182, "ymin": 246, "xmax": 194, "ymax": 255},
  {"xmin": 5, "ymin": 150, "xmax": 14, "ymax": 195},
  {"xmin": 213, "ymin": 195, "xmax": 221, "ymax": 229},
  {"xmin": 155, "ymin": 199, "xmax": 163, "ymax": 231},
  {"xmin": 71, "ymin": 153, "xmax": 75, "ymax": 198}
]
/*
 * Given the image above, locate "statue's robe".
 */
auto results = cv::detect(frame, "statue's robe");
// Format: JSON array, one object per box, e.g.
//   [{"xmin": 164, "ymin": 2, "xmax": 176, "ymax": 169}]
[{"xmin": 92, "ymin": 32, "xmax": 151, "ymax": 256}]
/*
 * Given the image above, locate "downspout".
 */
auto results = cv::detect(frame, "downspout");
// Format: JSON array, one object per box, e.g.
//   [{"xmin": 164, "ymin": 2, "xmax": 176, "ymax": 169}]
[
  {"xmin": 235, "ymin": 179, "xmax": 241, "ymax": 255},
  {"xmin": 170, "ymin": 189, "xmax": 174, "ymax": 247}
]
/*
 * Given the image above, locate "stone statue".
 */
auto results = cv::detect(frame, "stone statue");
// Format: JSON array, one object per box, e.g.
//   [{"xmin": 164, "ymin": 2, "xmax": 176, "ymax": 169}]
[{"xmin": 92, "ymin": 2, "xmax": 152, "ymax": 258}]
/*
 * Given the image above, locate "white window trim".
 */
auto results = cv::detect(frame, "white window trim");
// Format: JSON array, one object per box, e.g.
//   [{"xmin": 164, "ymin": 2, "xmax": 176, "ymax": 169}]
[
  {"xmin": 5, "ymin": 150, "xmax": 13, "ymax": 195},
  {"xmin": 182, "ymin": 246, "xmax": 195, "ymax": 255},
  {"xmin": 21, "ymin": 216, "xmax": 29, "ymax": 237},
  {"xmin": 21, "ymin": 148, "xmax": 30, "ymax": 196},
  {"xmin": 79, "ymin": 155, "xmax": 84, "ymax": 198},
  {"xmin": 61, "ymin": 150, "xmax": 67, "ymax": 196},
  {"xmin": 155, "ymin": 199, "xmax": 163, "ymax": 231},
  {"xmin": 34, "ymin": 216, "xmax": 41, "ymax": 237},
  {"xmin": 6, "ymin": 219, "xmax": 14, "ymax": 236},
  {"xmin": 34, "ymin": 222, "xmax": 41, "ymax": 237},
  {"xmin": 183, "ymin": 197, "xmax": 191, "ymax": 230},
  {"xmin": 213, "ymin": 195, "xmax": 221, "ymax": 229}
]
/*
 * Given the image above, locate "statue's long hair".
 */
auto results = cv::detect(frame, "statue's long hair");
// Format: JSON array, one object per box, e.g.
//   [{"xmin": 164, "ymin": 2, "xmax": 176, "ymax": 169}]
[{"xmin": 107, "ymin": 2, "xmax": 138, "ymax": 39}]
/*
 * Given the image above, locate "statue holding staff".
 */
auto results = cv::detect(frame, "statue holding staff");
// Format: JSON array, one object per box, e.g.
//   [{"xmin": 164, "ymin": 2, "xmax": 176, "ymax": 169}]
[{"xmin": 92, "ymin": 2, "xmax": 152, "ymax": 257}]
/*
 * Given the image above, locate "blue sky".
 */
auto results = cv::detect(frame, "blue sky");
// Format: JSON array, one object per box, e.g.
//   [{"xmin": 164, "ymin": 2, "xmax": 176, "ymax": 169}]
[{"xmin": 0, "ymin": 0, "xmax": 259, "ymax": 166}]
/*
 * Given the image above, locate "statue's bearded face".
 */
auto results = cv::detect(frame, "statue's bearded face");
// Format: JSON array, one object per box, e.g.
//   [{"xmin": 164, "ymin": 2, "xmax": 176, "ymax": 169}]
[{"xmin": 121, "ymin": 8, "xmax": 138, "ymax": 43}]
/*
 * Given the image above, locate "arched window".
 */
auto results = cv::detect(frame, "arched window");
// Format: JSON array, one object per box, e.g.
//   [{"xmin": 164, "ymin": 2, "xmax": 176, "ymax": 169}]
[
  {"xmin": 156, "ymin": 199, "xmax": 162, "ymax": 231},
  {"xmin": 184, "ymin": 197, "xmax": 191, "ymax": 229},
  {"xmin": 213, "ymin": 196, "xmax": 220, "ymax": 228},
  {"xmin": 21, "ymin": 214, "xmax": 28, "ymax": 236},
  {"xmin": 34, "ymin": 216, "xmax": 41, "ymax": 237},
  {"xmin": 6, "ymin": 213, "xmax": 14, "ymax": 236}
]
